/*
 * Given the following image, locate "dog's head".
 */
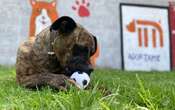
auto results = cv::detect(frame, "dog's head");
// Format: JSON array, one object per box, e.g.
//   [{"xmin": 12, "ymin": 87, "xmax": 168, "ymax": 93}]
[{"xmin": 50, "ymin": 16, "xmax": 98, "ymax": 75}]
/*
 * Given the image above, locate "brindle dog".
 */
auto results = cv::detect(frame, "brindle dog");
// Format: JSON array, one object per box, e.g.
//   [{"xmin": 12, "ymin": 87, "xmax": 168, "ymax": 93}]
[{"xmin": 16, "ymin": 16, "xmax": 98, "ymax": 90}]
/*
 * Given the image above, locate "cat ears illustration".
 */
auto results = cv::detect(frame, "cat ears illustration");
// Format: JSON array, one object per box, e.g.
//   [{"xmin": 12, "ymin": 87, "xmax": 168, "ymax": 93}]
[{"xmin": 29, "ymin": 0, "xmax": 57, "ymax": 7}]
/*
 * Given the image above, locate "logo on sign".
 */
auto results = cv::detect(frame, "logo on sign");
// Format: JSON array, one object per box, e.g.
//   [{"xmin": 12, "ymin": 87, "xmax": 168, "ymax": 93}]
[{"xmin": 127, "ymin": 19, "xmax": 164, "ymax": 48}]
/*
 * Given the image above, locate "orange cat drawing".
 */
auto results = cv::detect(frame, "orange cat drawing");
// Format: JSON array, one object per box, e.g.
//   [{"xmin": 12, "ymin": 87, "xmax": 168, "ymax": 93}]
[{"xmin": 29, "ymin": 0, "xmax": 58, "ymax": 38}]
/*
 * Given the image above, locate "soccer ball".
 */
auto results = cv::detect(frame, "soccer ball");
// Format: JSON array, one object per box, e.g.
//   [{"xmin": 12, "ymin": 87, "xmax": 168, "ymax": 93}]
[{"xmin": 70, "ymin": 71, "xmax": 90, "ymax": 89}]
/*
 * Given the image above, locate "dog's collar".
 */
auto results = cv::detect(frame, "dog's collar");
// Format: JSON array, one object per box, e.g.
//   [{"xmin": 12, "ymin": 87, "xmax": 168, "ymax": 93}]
[
  {"xmin": 48, "ymin": 30, "xmax": 58, "ymax": 55},
  {"xmin": 48, "ymin": 42, "xmax": 55, "ymax": 55}
]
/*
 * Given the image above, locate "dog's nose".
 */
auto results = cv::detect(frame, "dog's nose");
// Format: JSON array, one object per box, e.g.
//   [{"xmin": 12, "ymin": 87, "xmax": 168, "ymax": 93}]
[{"xmin": 89, "ymin": 68, "xmax": 94, "ymax": 73}]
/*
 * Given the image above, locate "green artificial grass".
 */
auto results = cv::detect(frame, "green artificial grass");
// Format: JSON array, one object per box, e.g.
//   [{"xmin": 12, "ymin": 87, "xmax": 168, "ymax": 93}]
[{"xmin": 0, "ymin": 66, "xmax": 175, "ymax": 110}]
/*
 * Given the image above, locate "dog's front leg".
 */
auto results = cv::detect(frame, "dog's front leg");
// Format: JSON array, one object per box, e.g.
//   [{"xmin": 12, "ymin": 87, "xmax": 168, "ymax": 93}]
[{"xmin": 18, "ymin": 73, "xmax": 73, "ymax": 90}]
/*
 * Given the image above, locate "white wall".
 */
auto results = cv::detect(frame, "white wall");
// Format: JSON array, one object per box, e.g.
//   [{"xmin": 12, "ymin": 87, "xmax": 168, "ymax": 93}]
[{"xmin": 0, "ymin": 0, "xmax": 169, "ymax": 68}]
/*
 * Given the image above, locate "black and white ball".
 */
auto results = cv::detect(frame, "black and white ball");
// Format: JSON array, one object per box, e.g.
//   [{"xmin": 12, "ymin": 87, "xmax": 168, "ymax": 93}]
[{"xmin": 70, "ymin": 71, "xmax": 90, "ymax": 89}]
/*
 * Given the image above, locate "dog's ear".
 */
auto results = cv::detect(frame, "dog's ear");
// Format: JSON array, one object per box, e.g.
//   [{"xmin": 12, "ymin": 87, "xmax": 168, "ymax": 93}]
[
  {"xmin": 90, "ymin": 36, "xmax": 98, "ymax": 56},
  {"xmin": 50, "ymin": 16, "xmax": 77, "ymax": 34},
  {"xmin": 72, "ymin": 44, "xmax": 90, "ymax": 60}
]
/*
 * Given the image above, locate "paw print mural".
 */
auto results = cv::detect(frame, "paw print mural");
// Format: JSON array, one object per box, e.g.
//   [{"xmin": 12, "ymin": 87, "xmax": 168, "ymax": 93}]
[{"xmin": 72, "ymin": 0, "xmax": 90, "ymax": 17}]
